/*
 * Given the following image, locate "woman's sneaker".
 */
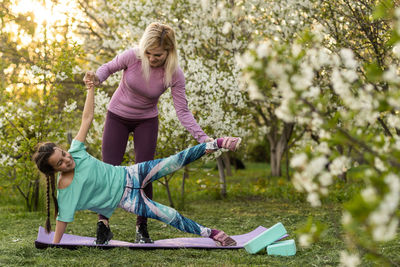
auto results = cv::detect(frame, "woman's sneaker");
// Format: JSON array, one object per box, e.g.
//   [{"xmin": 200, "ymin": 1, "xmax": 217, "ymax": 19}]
[
  {"xmin": 217, "ymin": 137, "xmax": 242, "ymax": 151},
  {"xmin": 135, "ymin": 224, "xmax": 154, "ymax": 243},
  {"xmin": 211, "ymin": 230, "xmax": 237, "ymax": 246},
  {"xmin": 94, "ymin": 221, "xmax": 113, "ymax": 245}
]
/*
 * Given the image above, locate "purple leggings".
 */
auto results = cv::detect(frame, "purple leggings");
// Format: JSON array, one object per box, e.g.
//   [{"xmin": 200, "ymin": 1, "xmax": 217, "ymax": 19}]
[{"xmin": 100, "ymin": 111, "xmax": 158, "ymax": 226}]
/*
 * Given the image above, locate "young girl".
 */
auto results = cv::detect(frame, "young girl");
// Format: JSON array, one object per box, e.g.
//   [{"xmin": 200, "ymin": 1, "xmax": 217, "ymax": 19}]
[{"xmin": 33, "ymin": 74, "xmax": 241, "ymax": 246}]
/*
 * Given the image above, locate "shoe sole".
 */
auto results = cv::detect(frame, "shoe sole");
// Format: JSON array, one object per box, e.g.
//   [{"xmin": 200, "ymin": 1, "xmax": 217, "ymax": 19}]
[
  {"xmin": 233, "ymin": 138, "xmax": 242, "ymax": 151},
  {"xmin": 214, "ymin": 238, "xmax": 237, "ymax": 247},
  {"xmin": 135, "ymin": 237, "xmax": 154, "ymax": 244}
]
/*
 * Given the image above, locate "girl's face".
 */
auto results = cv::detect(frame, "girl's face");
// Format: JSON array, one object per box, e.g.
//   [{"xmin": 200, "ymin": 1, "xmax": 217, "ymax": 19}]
[
  {"xmin": 145, "ymin": 46, "xmax": 168, "ymax": 67},
  {"xmin": 48, "ymin": 148, "xmax": 75, "ymax": 173}
]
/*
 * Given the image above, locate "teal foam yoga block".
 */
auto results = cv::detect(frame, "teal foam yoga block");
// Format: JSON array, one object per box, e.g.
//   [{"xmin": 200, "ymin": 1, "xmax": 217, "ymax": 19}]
[
  {"xmin": 267, "ymin": 239, "xmax": 296, "ymax": 256},
  {"xmin": 243, "ymin": 222, "xmax": 287, "ymax": 254}
]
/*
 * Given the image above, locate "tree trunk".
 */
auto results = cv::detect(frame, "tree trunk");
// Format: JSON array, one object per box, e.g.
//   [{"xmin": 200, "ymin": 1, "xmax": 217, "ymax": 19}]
[
  {"xmin": 216, "ymin": 156, "xmax": 227, "ymax": 197},
  {"xmin": 32, "ymin": 179, "xmax": 40, "ymax": 211},
  {"xmin": 222, "ymin": 153, "xmax": 232, "ymax": 176},
  {"xmin": 286, "ymin": 147, "xmax": 290, "ymax": 181},
  {"xmin": 164, "ymin": 177, "xmax": 174, "ymax": 208},
  {"xmin": 179, "ymin": 166, "xmax": 189, "ymax": 209},
  {"xmin": 268, "ymin": 122, "xmax": 295, "ymax": 177},
  {"xmin": 270, "ymin": 144, "xmax": 284, "ymax": 177}
]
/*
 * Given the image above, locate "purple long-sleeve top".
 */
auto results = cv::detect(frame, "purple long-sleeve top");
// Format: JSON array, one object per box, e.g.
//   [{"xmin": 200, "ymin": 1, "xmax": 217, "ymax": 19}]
[{"xmin": 96, "ymin": 48, "xmax": 208, "ymax": 143}]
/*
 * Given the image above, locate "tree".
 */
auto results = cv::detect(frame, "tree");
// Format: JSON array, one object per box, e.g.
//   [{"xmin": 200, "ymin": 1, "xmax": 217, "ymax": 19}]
[
  {"xmin": 69, "ymin": 0, "xmax": 252, "ymax": 198},
  {"xmin": 239, "ymin": 0, "xmax": 400, "ymax": 264},
  {"xmin": 0, "ymin": 0, "xmax": 85, "ymax": 210}
]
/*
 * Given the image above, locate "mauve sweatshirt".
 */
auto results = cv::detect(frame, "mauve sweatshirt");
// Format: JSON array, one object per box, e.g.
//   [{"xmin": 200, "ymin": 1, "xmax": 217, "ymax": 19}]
[{"xmin": 96, "ymin": 48, "xmax": 208, "ymax": 143}]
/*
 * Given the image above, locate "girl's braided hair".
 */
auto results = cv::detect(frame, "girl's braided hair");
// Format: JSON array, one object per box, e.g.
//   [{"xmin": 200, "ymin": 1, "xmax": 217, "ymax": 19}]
[{"xmin": 33, "ymin": 142, "xmax": 59, "ymax": 233}]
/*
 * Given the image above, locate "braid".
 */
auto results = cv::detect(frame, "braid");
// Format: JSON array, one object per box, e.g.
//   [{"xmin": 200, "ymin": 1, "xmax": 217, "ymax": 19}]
[
  {"xmin": 33, "ymin": 142, "xmax": 57, "ymax": 234},
  {"xmin": 49, "ymin": 173, "xmax": 59, "ymax": 218},
  {"xmin": 45, "ymin": 174, "xmax": 51, "ymax": 233}
]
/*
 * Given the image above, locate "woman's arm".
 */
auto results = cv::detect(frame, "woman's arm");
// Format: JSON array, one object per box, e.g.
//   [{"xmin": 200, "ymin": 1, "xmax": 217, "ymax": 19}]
[
  {"xmin": 53, "ymin": 220, "xmax": 68, "ymax": 243},
  {"xmin": 95, "ymin": 49, "xmax": 135, "ymax": 84},
  {"xmin": 170, "ymin": 69, "xmax": 210, "ymax": 143},
  {"xmin": 75, "ymin": 73, "xmax": 95, "ymax": 143}
]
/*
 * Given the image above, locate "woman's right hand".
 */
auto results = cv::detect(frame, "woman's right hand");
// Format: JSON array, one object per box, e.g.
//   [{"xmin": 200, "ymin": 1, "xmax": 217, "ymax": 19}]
[{"xmin": 83, "ymin": 71, "xmax": 100, "ymax": 87}]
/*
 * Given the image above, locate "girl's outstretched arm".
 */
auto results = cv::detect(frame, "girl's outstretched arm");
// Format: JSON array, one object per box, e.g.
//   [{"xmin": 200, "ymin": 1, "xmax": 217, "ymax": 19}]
[
  {"xmin": 75, "ymin": 73, "xmax": 95, "ymax": 143},
  {"xmin": 53, "ymin": 220, "xmax": 68, "ymax": 243}
]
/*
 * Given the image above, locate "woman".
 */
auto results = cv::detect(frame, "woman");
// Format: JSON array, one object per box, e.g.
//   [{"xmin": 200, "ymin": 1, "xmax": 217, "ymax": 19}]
[{"xmin": 85, "ymin": 22, "xmax": 212, "ymax": 244}]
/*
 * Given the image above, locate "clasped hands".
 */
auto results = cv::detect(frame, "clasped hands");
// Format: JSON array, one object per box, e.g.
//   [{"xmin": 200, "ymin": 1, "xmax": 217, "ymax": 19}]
[{"xmin": 83, "ymin": 71, "xmax": 100, "ymax": 90}]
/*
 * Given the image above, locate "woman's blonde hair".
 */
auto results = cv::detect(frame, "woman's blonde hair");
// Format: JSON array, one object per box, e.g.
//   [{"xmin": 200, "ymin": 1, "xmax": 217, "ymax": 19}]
[{"xmin": 139, "ymin": 22, "xmax": 178, "ymax": 87}]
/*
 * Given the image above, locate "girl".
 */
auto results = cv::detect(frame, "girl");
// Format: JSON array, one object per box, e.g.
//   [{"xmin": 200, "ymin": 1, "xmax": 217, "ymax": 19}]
[
  {"xmin": 33, "ymin": 74, "xmax": 241, "ymax": 246},
  {"xmin": 85, "ymin": 22, "xmax": 214, "ymax": 244}
]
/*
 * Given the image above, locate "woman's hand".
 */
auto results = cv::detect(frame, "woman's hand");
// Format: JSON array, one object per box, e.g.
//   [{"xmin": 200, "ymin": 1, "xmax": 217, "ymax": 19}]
[{"xmin": 83, "ymin": 71, "xmax": 100, "ymax": 88}]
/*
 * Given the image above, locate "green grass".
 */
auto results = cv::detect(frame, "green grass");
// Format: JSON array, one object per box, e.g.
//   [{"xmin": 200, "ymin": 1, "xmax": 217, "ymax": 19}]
[{"xmin": 0, "ymin": 161, "xmax": 398, "ymax": 266}]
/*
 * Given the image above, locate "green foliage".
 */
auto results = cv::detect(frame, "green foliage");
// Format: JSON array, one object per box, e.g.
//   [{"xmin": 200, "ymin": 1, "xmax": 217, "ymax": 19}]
[
  {"xmin": 0, "ymin": 4, "xmax": 85, "ymax": 210},
  {"xmin": 365, "ymin": 62, "xmax": 384, "ymax": 82},
  {"xmin": 373, "ymin": 0, "xmax": 395, "ymax": 20}
]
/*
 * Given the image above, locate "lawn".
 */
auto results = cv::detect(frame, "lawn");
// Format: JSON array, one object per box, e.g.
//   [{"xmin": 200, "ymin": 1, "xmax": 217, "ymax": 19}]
[{"xmin": 0, "ymin": 161, "xmax": 398, "ymax": 266}]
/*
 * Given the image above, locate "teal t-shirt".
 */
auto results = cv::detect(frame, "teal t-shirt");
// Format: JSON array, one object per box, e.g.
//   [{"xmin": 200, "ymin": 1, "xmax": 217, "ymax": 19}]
[{"xmin": 56, "ymin": 139, "xmax": 126, "ymax": 222}]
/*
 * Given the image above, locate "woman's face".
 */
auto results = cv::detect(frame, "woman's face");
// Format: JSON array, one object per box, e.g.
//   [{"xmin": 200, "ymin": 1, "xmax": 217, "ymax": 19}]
[
  {"xmin": 145, "ymin": 46, "xmax": 168, "ymax": 67},
  {"xmin": 48, "ymin": 147, "xmax": 75, "ymax": 173}
]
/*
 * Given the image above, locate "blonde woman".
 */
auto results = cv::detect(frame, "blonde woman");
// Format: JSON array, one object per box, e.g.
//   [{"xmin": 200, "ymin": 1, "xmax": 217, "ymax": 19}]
[{"xmin": 85, "ymin": 22, "xmax": 212, "ymax": 244}]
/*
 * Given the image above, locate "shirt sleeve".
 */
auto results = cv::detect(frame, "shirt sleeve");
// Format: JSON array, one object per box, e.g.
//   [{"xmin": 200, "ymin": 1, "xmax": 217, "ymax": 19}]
[
  {"xmin": 69, "ymin": 139, "xmax": 89, "ymax": 159},
  {"xmin": 56, "ymin": 194, "xmax": 76, "ymax": 222},
  {"xmin": 170, "ymin": 67, "xmax": 209, "ymax": 143},
  {"xmin": 96, "ymin": 49, "xmax": 136, "ymax": 84},
  {"xmin": 69, "ymin": 139, "xmax": 85, "ymax": 152},
  {"xmin": 56, "ymin": 209, "xmax": 75, "ymax": 223}
]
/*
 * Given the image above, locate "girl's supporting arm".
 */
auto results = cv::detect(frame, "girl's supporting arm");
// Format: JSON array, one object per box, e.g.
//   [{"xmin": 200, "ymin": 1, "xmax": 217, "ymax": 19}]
[
  {"xmin": 53, "ymin": 220, "xmax": 68, "ymax": 243},
  {"xmin": 75, "ymin": 73, "xmax": 95, "ymax": 143}
]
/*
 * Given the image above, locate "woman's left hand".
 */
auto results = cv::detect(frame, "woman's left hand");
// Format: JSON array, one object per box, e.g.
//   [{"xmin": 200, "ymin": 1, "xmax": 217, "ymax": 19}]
[
  {"xmin": 83, "ymin": 71, "xmax": 98, "ymax": 89},
  {"xmin": 204, "ymin": 137, "xmax": 214, "ymax": 143}
]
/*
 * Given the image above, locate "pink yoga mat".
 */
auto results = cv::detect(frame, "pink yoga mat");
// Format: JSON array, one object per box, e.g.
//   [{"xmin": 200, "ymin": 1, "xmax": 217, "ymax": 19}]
[{"xmin": 35, "ymin": 226, "xmax": 288, "ymax": 249}]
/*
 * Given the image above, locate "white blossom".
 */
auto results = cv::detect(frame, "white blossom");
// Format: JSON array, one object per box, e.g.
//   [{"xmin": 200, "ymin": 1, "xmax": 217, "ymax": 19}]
[
  {"xmin": 298, "ymin": 234, "xmax": 312, "ymax": 248},
  {"xmin": 26, "ymin": 98, "xmax": 37, "ymax": 108},
  {"xmin": 291, "ymin": 153, "xmax": 308, "ymax": 168},
  {"xmin": 307, "ymin": 192, "xmax": 321, "ymax": 207},
  {"xmin": 63, "ymin": 101, "xmax": 77, "ymax": 113},
  {"xmin": 340, "ymin": 48, "xmax": 358, "ymax": 69},
  {"xmin": 341, "ymin": 211, "xmax": 352, "ymax": 225},
  {"xmin": 329, "ymin": 156, "xmax": 350, "ymax": 176},
  {"xmin": 374, "ymin": 157, "xmax": 387, "ymax": 172},
  {"xmin": 372, "ymin": 219, "xmax": 399, "ymax": 242},
  {"xmin": 56, "ymin": 71, "xmax": 68, "ymax": 81},
  {"xmin": 393, "ymin": 43, "xmax": 400, "ymax": 58},
  {"xmin": 319, "ymin": 172, "xmax": 333, "ymax": 187},
  {"xmin": 361, "ymin": 187, "xmax": 377, "ymax": 203},
  {"xmin": 339, "ymin": 251, "xmax": 361, "ymax": 267},
  {"xmin": 387, "ymin": 114, "xmax": 400, "ymax": 128},
  {"xmin": 316, "ymin": 142, "xmax": 330, "ymax": 155},
  {"xmin": 222, "ymin": 22, "xmax": 232, "ymax": 34},
  {"xmin": 256, "ymin": 41, "xmax": 271, "ymax": 59}
]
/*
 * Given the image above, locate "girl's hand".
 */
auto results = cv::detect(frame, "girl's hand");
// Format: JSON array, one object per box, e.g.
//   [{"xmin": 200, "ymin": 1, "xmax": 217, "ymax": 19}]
[{"xmin": 83, "ymin": 71, "xmax": 100, "ymax": 88}]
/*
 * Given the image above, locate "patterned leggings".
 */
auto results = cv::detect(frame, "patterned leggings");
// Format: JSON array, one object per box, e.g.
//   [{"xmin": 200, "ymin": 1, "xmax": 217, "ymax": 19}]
[{"xmin": 118, "ymin": 142, "xmax": 217, "ymax": 237}]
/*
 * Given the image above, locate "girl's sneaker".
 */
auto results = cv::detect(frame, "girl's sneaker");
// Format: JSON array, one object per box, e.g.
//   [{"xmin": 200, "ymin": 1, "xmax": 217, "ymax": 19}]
[
  {"xmin": 95, "ymin": 221, "xmax": 113, "ymax": 245},
  {"xmin": 135, "ymin": 224, "xmax": 154, "ymax": 243},
  {"xmin": 217, "ymin": 137, "xmax": 242, "ymax": 151},
  {"xmin": 211, "ymin": 230, "xmax": 237, "ymax": 246}
]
